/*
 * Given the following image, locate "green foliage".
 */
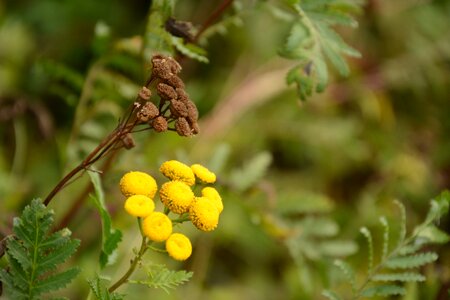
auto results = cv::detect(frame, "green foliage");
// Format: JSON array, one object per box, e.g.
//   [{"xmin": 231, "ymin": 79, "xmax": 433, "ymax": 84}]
[
  {"xmin": 229, "ymin": 151, "xmax": 273, "ymax": 192},
  {"xmin": 324, "ymin": 191, "xmax": 450, "ymax": 299},
  {"xmin": 129, "ymin": 264, "xmax": 193, "ymax": 294},
  {"xmin": 0, "ymin": 199, "xmax": 80, "ymax": 299},
  {"xmin": 275, "ymin": 0, "xmax": 362, "ymax": 100},
  {"xmin": 88, "ymin": 275, "xmax": 124, "ymax": 300},
  {"xmin": 88, "ymin": 171, "xmax": 122, "ymax": 269}
]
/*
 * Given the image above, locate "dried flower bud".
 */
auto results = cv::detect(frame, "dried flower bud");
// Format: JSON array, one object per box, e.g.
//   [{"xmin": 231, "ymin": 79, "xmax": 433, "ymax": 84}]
[
  {"xmin": 175, "ymin": 88, "xmax": 190, "ymax": 103},
  {"xmin": 157, "ymin": 83, "xmax": 178, "ymax": 100},
  {"xmin": 175, "ymin": 117, "xmax": 192, "ymax": 137},
  {"xmin": 167, "ymin": 57, "xmax": 182, "ymax": 74},
  {"xmin": 138, "ymin": 86, "xmax": 152, "ymax": 101},
  {"xmin": 152, "ymin": 116, "xmax": 168, "ymax": 132},
  {"xmin": 137, "ymin": 102, "xmax": 159, "ymax": 122},
  {"xmin": 190, "ymin": 121, "xmax": 200, "ymax": 135},
  {"xmin": 185, "ymin": 100, "xmax": 199, "ymax": 123},
  {"xmin": 169, "ymin": 100, "xmax": 188, "ymax": 118},
  {"xmin": 152, "ymin": 64, "xmax": 173, "ymax": 80},
  {"xmin": 121, "ymin": 133, "xmax": 136, "ymax": 149},
  {"xmin": 164, "ymin": 75, "xmax": 185, "ymax": 89}
]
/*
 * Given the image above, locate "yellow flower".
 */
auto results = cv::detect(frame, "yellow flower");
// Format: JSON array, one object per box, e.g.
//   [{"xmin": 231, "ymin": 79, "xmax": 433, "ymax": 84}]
[
  {"xmin": 119, "ymin": 171, "xmax": 157, "ymax": 198},
  {"xmin": 191, "ymin": 164, "xmax": 216, "ymax": 183},
  {"xmin": 165, "ymin": 233, "xmax": 192, "ymax": 261},
  {"xmin": 160, "ymin": 160, "xmax": 195, "ymax": 186},
  {"xmin": 201, "ymin": 187, "xmax": 223, "ymax": 214},
  {"xmin": 159, "ymin": 181, "xmax": 194, "ymax": 214},
  {"xmin": 124, "ymin": 195, "xmax": 155, "ymax": 218},
  {"xmin": 189, "ymin": 197, "xmax": 219, "ymax": 232},
  {"xmin": 142, "ymin": 212, "xmax": 172, "ymax": 242}
]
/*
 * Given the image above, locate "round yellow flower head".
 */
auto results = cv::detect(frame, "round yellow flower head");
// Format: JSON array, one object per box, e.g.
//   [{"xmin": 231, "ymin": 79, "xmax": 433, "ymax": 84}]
[
  {"xmin": 191, "ymin": 164, "xmax": 216, "ymax": 184},
  {"xmin": 159, "ymin": 181, "xmax": 194, "ymax": 214},
  {"xmin": 189, "ymin": 197, "xmax": 219, "ymax": 232},
  {"xmin": 201, "ymin": 187, "xmax": 223, "ymax": 214},
  {"xmin": 142, "ymin": 212, "xmax": 172, "ymax": 242},
  {"xmin": 165, "ymin": 233, "xmax": 192, "ymax": 261},
  {"xmin": 124, "ymin": 195, "xmax": 155, "ymax": 218},
  {"xmin": 159, "ymin": 160, "xmax": 195, "ymax": 186},
  {"xmin": 120, "ymin": 171, "xmax": 157, "ymax": 198}
]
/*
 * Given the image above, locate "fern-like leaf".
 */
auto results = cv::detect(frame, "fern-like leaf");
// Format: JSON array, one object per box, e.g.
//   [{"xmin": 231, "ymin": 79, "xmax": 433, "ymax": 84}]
[
  {"xmin": 372, "ymin": 272, "xmax": 426, "ymax": 282},
  {"xmin": 229, "ymin": 151, "xmax": 272, "ymax": 192},
  {"xmin": 334, "ymin": 259, "xmax": 356, "ymax": 292},
  {"xmin": 89, "ymin": 171, "xmax": 122, "ymax": 269},
  {"xmin": 360, "ymin": 227, "xmax": 374, "ymax": 274},
  {"xmin": 385, "ymin": 252, "xmax": 438, "ymax": 269},
  {"xmin": 88, "ymin": 275, "xmax": 124, "ymax": 300},
  {"xmin": 0, "ymin": 199, "xmax": 80, "ymax": 299},
  {"xmin": 129, "ymin": 264, "xmax": 193, "ymax": 294},
  {"xmin": 277, "ymin": 0, "xmax": 362, "ymax": 100},
  {"xmin": 322, "ymin": 289, "xmax": 342, "ymax": 300},
  {"xmin": 361, "ymin": 284, "xmax": 406, "ymax": 297},
  {"xmin": 379, "ymin": 216, "xmax": 389, "ymax": 260}
]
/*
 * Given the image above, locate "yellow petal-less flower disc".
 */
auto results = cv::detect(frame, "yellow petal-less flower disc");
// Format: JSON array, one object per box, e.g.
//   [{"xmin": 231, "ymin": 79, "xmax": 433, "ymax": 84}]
[
  {"xmin": 159, "ymin": 160, "xmax": 195, "ymax": 186},
  {"xmin": 159, "ymin": 181, "xmax": 195, "ymax": 214},
  {"xmin": 142, "ymin": 212, "xmax": 172, "ymax": 242},
  {"xmin": 165, "ymin": 233, "xmax": 192, "ymax": 261},
  {"xmin": 201, "ymin": 187, "xmax": 223, "ymax": 214},
  {"xmin": 119, "ymin": 171, "xmax": 157, "ymax": 198},
  {"xmin": 189, "ymin": 197, "xmax": 219, "ymax": 232},
  {"xmin": 191, "ymin": 164, "xmax": 216, "ymax": 184},
  {"xmin": 124, "ymin": 195, "xmax": 155, "ymax": 218}
]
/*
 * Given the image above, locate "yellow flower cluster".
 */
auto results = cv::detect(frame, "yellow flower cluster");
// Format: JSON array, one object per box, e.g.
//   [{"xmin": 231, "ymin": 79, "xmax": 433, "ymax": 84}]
[{"xmin": 119, "ymin": 160, "xmax": 223, "ymax": 261}]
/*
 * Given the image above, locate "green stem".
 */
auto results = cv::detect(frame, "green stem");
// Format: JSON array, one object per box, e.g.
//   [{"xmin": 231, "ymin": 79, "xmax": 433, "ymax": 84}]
[{"xmin": 108, "ymin": 236, "xmax": 148, "ymax": 293}]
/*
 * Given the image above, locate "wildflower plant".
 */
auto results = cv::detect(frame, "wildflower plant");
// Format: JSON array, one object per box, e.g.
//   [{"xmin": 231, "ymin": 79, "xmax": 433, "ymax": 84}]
[{"xmin": 102, "ymin": 160, "xmax": 223, "ymax": 295}]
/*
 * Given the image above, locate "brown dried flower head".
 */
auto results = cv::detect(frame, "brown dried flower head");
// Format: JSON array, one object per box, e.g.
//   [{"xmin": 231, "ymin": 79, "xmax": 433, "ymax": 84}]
[
  {"xmin": 152, "ymin": 116, "xmax": 168, "ymax": 132},
  {"xmin": 175, "ymin": 117, "xmax": 192, "ymax": 137},
  {"xmin": 137, "ymin": 102, "xmax": 159, "ymax": 122},
  {"xmin": 166, "ymin": 56, "xmax": 182, "ymax": 74},
  {"xmin": 121, "ymin": 133, "xmax": 136, "ymax": 149},
  {"xmin": 157, "ymin": 83, "xmax": 178, "ymax": 100},
  {"xmin": 190, "ymin": 121, "xmax": 200, "ymax": 135},
  {"xmin": 138, "ymin": 86, "xmax": 152, "ymax": 101},
  {"xmin": 164, "ymin": 75, "xmax": 185, "ymax": 89},
  {"xmin": 175, "ymin": 88, "xmax": 190, "ymax": 103},
  {"xmin": 169, "ymin": 100, "xmax": 188, "ymax": 118},
  {"xmin": 185, "ymin": 100, "xmax": 199, "ymax": 123}
]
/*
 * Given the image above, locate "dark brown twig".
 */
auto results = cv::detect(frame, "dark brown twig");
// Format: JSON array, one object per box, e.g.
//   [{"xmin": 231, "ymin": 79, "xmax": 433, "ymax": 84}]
[{"xmin": 194, "ymin": 0, "xmax": 234, "ymax": 42}]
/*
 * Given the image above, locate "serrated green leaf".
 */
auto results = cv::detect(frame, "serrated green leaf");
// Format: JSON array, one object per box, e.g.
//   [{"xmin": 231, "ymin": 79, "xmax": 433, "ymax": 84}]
[
  {"xmin": 386, "ymin": 252, "xmax": 438, "ymax": 269},
  {"xmin": 0, "ymin": 199, "xmax": 80, "ymax": 299},
  {"xmin": 130, "ymin": 264, "xmax": 193, "ymax": 294},
  {"xmin": 416, "ymin": 225, "xmax": 450, "ymax": 244},
  {"xmin": 379, "ymin": 216, "xmax": 389, "ymax": 260},
  {"xmin": 33, "ymin": 267, "xmax": 80, "ymax": 296},
  {"xmin": 373, "ymin": 272, "xmax": 426, "ymax": 282},
  {"xmin": 88, "ymin": 275, "xmax": 124, "ymax": 300},
  {"xmin": 334, "ymin": 259, "xmax": 356, "ymax": 292},
  {"xmin": 88, "ymin": 171, "xmax": 122, "ymax": 269},
  {"xmin": 361, "ymin": 284, "xmax": 406, "ymax": 297},
  {"xmin": 360, "ymin": 227, "xmax": 374, "ymax": 274},
  {"xmin": 171, "ymin": 37, "xmax": 209, "ymax": 63}
]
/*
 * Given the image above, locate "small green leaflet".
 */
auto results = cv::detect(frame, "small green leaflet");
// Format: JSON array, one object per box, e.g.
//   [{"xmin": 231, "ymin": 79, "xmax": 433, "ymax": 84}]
[{"xmin": 88, "ymin": 171, "xmax": 122, "ymax": 269}]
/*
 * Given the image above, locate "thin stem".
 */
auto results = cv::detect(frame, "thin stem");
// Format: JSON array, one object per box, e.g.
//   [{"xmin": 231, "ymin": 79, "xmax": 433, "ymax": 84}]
[
  {"xmin": 108, "ymin": 236, "xmax": 148, "ymax": 293},
  {"xmin": 194, "ymin": 0, "xmax": 234, "ymax": 42}
]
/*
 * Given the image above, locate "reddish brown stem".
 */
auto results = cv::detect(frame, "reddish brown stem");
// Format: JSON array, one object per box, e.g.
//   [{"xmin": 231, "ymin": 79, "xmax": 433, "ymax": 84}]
[{"xmin": 194, "ymin": 0, "xmax": 234, "ymax": 42}]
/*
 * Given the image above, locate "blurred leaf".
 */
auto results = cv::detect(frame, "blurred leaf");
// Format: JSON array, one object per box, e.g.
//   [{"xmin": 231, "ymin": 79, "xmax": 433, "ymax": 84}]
[
  {"xmin": 88, "ymin": 171, "xmax": 122, "ymax": 269},
  {"xmin": 416, "ymin": 225, "xmax": 450, "ymax": 244},
  {"xmin": 386, "ymin": 252, "xmax": 438, "ymax": 269},
  {"xmin": 88, "ymin": 274, "xmax": 124, "ymax": 300},
  {"xmin": 171, "ymin": 37, "xmax": 209, "ymax": 63},
  {"xmin": 361, "ymin": 284, "xmax": 406, "ymax": 297},
  {"xmin": 277, "ymin": 191, "xmax": 334, "ymax": 215},
  {"xmin": 229, "ymin": 151, "xmax": 272, "ymax": 191},
  {"xmin": 372, "ymin": 272, "xmax": 426, "ymax": 282}
]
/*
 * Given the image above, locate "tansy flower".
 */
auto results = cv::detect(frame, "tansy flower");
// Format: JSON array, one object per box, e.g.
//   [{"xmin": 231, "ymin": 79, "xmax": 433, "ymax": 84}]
[
  {"xmin": 201, "ymin": 187, "xmax": 223, "ymax": 214},
  {"xmin": 159, "ymin": 160, "xmax": 195, "ymax": 186},
  {"xmin": 165, "ymin": 233, "xmax": 192, "ymax": 261},
  {"xmin": 189, "ymin": 197, "xmax": 219, "ymax": 232},
  {"xmin": 191, "ymin": 164, "xmax": 216, "ymax": 183},
  {"xmin": 142, "ymin": 212, "xmax": 172, "ymax": 242},
  {"xmin": 124, "ymin": 195, "xmax": 155, "ymax": 218},
  {"xmin": 120, "ymin": 171, "xmax": 157, "ymax": 198},
  {"xmin": 159, "ymin": 181, "xmax": 194, "ymax": 214}
]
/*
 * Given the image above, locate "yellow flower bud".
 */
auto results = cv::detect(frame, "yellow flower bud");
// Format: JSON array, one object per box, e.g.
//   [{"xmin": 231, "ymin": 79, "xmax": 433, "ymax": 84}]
[
  {"xmin": 191, "ymin": 164, "xmax": 216, "ymax": 184},
  {"xmin": 189, "ymin": 197, "xmax": 219, "ymax": 232},
  {"xmin": 159, "ymin": 160, "xmax": 195, "ymax": 186},
  {"xmin": 160, "ymin": 181, "xmax": 194, "ymax": 214},
  {"xmin": 165, "ymin": 233, "xmax": 192, "ymax": 261},
  {"xmin": 201, "ymin": 187, "xmax": 223, "ymax": 214},
  {"xmin": 142, "ymin": 212, "xmax": 172, "ymax": 242},
  {"xmin": 124, "ymin": 195, "xmax": 155, "ymax": 218},
  {"xmin": 119, "ymin": 171, "xmax": 157, "ymax": 198}
]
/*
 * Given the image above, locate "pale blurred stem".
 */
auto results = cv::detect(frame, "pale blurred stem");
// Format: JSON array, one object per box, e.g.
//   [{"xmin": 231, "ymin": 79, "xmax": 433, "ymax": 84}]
[
  {"xmin": 109, "ymin": 236, "xmax": 148, "ymax": 293},
  {"xmin": 194, "ymin": 0, "xmax": 234, "ymax": 42}
]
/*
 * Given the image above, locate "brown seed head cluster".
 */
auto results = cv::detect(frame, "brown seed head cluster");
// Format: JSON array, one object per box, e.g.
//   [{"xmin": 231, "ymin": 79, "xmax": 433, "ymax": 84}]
[{"xmin": 150, "ymin": 54, "xmax": 200, "ymax": 137}]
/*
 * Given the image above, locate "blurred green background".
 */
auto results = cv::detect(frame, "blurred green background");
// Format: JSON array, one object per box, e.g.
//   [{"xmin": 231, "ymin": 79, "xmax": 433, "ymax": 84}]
[{"xmin": 1, "ymin": 0, "xmax": 449, "ymax": 299}]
